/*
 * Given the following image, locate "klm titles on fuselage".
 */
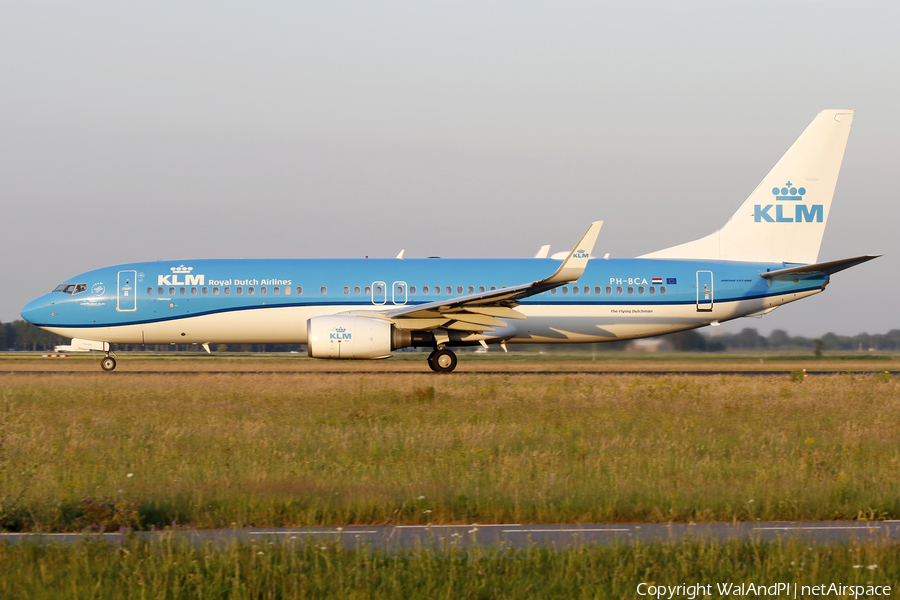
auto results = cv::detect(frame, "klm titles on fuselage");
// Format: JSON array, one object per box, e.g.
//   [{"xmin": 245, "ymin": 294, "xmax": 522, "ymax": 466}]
[
  {"xmin": 156, "ymin": 275, "xmax": 294, "ymax": 286},
  {"xmin": 754, "ymin": 182, "xmax": 823, "ymax": 223}
]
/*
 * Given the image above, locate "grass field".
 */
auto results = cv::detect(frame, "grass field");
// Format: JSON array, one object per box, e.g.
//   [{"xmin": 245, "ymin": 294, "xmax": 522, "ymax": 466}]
[
  {"xmin": 2, "ymin": 355, "xmax": 899, "ymax": 531},
  {"xmin": 1, "ymin": 536, "xmax": 898, "ymax": 599},
  {"xmin": 1, "ymin": 349, "xmax": 898, "ymax": 372}
]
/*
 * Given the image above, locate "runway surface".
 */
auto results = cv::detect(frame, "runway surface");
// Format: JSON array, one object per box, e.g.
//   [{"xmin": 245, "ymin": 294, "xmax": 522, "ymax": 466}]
[
  {"xmin": 3, "ymin": 522, "xmax": 899, "ymax": 549},
  {"xmin": 2, "ymin": 370, "xmax": 898, "ymax": 376}
]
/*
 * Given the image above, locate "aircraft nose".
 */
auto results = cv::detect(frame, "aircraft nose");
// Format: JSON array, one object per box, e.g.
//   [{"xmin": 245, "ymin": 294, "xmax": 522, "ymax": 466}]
[{"xmin": 21, "ymin": 294, "xmax": 54, "ymax": 325}]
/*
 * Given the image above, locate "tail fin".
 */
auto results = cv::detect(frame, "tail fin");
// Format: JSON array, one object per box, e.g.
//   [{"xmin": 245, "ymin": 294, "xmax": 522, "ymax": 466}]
[{"xmin": 640, "ymin": 110, "xmax": 854, "ymax": 264}]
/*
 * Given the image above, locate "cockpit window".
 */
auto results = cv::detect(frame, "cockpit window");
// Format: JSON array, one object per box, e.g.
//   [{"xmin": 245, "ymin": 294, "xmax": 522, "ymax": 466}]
[{"xmin": 53, "ymin": 283, "xmax": 88, "ymax": 295}]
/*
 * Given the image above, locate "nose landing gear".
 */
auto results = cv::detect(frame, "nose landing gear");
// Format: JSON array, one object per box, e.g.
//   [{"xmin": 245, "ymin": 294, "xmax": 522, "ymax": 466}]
[
  {"xmin": 100, "ymin": 351, "xmax": 117, "ymax": 371},
  {"xmin": 427, "ymin": 348, "xmax": 457, "ymax": 373}
]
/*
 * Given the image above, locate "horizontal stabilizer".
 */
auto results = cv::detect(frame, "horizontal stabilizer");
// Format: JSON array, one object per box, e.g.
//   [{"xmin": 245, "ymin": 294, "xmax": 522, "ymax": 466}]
[{"xmin": 760, "ymin": 255, "xmax": 879, "ymax": 280}]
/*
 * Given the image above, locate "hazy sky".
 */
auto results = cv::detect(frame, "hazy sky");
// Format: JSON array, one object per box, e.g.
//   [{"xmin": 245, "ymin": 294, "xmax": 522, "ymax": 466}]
[{"xmin": 2, "ymin": 1, "xmax": 897, "ymax": 337}]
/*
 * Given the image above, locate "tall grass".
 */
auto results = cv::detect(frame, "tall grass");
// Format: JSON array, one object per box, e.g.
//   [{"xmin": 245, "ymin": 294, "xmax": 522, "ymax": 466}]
[
  {"xmin": 1, "ymin": 371, "xmax": 899, "ymax": 530},
  {"xmin": 1, "ymin": 537, "xmax": 898, "ymax": 599}
]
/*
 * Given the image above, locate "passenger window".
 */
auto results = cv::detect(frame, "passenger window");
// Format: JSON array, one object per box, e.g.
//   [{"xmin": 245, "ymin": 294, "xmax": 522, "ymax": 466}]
[
  {"xmin": 423, "ymin": 286, "xmax": 429, "ymax": 295},
  {"xmin": 606, "ymin": 286, "xmax": 612, "ymax": 295},
  {"xmin": 213, "ymin": 287, "xmax": 220, "ymax": 295},
  {"xmin": 479, "ymin": 286, "xmax": 485, "ymax": 293},
  {"xmin": 236, "ymin": 287, "xmax": 243, "ymax": 295},
  {"xmin": 551, "ymin": 288, "xmax": 557, "ymax": 295},
  {"xmin": 191, "ymin": 287, "xmax": 198, "ymax": 295},
  {"xmin": 649, "ymin": 286, "xmax": 655, "ymax": 295},
  {"xmin": 660, "ymin": 286, "xmax": 667, "ymax": 295},
  {"xmin": 284, "ymin": 287, "xmax": 291, "ymax": 295},
  {"xmin": 638, "ymin": 286, "xmax": 644, "ymax": 294},
  {"xmin": 410, "ymin": 286, "xmax": 416, "ymax": 294},
  {"xmin": 224, "ymin": 287, "xmax": 231, "ymax": 295},
  {"xmin": 627, "ymin": 286, "xmax": 634, "ymax": 294},
  {"xmin": 273, "ymin": 287, "xmax": 280, "ymax": 295},
  {"xmin": 446, "ymin": 286, "xmax": 452, "ymax": 295},
  {"xmin": 572, "ymin": 286, "xmax": 579, "ymax": 295},
  {"xmin": 375, "ymin": 285, "xmax": 383, "ymax": 294},
  {"xmin": 343, "ymin": 286, "xmax": 350, "ymax": 295},
  {"xmin": 616, "ymin": 286, "xmax": 623, "ymax": 294},
  {"xmin": 169, "ymin": 287, "xmax": 175, "ymax": 295},
  {"xmin": 584, "ymin": 286, "xmax": 590, "ymax": 294},
  {"xmin": 202, "ymin": 287, "xmax": 209, "ymax": 295},
  {"xmin": 158, "ymin": 287, "xmax": 164, "ymax": 295},
  {"xmin": 365, "ymin": 286, "xmax": 371, "ymax": 294},
  {"xmin": 595, "ymin": 286, "xmax": 602, "ymax": 295},
  {"xmin": 354, "ymin": 286, "xmax": 361, "ymax": 295},
  {"xmin": 147, "ymin": 287, "xmax": 153, "ymax": 295},
  {"xmin": 468, "ymin": 286, "xmax": 474, "ymax": 294},
  {"xmin": 562, "ymin": 286, "xmax": 569, "ymax": 295},
  {"xmin": 490, "ymin": 286, "xmax": 496, "ymax": 291},
  {"xmin": 320, "ymin": 286, "xmax": 327, "ymax": 295},
  {"xmin": 261, "ymin": 287, "xmax": 267, "ymax": 295},
  {"xmin": 396, "ymin": 284, "xmax": 404, "ymax": 294},
  {"xmin": 296, "ymin": 286, "xmax": 303, "ymax": 295},
  {"xmin": 457, "ymin": 286, "xmax": 463, "ymax": 294},
  {"xmin": 248, "ymin": 287, "xmax": 255, "ymax": 295}
]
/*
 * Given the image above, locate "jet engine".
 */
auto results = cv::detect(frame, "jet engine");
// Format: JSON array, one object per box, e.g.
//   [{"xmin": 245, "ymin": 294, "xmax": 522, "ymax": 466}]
[{"xmin": 307, "ymin": 315, "xmax": 432, "ymax": 359}]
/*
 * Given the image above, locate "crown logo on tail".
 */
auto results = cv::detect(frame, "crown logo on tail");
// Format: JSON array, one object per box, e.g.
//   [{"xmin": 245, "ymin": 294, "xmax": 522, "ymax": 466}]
[{"xmin": 772, "ymin": 181, "xmax": 806, "ymax": 201}]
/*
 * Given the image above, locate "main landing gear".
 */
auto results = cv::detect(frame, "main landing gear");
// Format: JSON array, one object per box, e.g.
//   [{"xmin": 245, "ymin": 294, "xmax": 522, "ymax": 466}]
[
  {"xmin": 100, "ymin": 351, "xmax": 117, "ymax": 372},
  {"xmin": 427, "ymin": 348, "xmax": 457, "ymax": 373}
]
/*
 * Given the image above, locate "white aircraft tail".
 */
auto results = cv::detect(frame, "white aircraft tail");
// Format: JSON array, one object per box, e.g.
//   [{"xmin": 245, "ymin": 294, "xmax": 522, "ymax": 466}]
[{"xmin": 640, "ymin": 110, "xmax": 854, "ymax": 264}]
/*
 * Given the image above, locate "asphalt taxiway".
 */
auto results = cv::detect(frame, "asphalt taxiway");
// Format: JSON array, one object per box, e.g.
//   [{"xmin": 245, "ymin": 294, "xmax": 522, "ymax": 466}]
[{"xmin": 3, "ymin": 522, "xmax": 898, "ymax": 549}]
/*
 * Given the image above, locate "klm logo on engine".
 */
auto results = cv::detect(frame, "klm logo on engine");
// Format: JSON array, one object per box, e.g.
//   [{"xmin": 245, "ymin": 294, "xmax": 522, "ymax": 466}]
[
  {"xmin": 330, "ymin": 327, "xmax": 352, "ymax": 341},
  {"xmin": 157, "ymin": 265, "xmax": 205, "ymax": 286},
  {"xmin": 754, "ymin": 182, "xmax": 823, "ymax": 223}
]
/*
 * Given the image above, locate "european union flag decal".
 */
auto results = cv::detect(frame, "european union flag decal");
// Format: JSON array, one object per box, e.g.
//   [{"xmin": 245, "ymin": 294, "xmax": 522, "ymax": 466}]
[{"xmin": 666, "ymin": 278, "xmax": 677, "ymax": 285}]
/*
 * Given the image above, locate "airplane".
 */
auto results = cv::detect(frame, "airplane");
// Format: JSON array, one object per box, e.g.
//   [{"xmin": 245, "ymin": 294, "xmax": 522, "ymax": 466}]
[{"xmin": 21, "ymin": 109, "xmax": 878, "ymax": 373}]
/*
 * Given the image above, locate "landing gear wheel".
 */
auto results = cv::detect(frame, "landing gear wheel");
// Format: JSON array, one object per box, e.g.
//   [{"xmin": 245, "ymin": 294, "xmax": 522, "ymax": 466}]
[
  {"xmin": 431, "ymin": 348, "xmax": 457, "ymax": 373},
  {"xmin": 100, "ymin": 357, "xmax": 117, "ymax": 371},
  {"xmin": 426, "ymin": 351, "xmax": 438, "ymax": 372}
]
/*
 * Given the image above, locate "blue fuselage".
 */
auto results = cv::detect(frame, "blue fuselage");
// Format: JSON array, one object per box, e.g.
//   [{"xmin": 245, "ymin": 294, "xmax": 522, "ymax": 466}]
[{"xmin": 21, "ymin": 257, "xmax": 825, "ymax": 346}]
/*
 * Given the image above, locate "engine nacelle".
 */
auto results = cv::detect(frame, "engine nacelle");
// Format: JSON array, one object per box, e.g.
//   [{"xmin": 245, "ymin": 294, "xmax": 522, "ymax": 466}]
[{"xmin": 307, "ymin": 315, "xmax": 427, "ymax": 359}]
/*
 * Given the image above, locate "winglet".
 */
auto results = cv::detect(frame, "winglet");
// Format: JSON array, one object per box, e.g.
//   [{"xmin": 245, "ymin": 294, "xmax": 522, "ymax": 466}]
[
  {"xmin": 543, "ymin": 222, "xmax": 602, "ymax": 284},
  {"xmin": 534, "ymin": 245, "xmax": 551, "ymax": 259}
]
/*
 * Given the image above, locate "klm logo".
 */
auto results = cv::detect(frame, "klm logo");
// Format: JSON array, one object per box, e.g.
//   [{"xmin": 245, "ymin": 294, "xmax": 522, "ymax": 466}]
[
  {"xmin": 573, "ymin": 249, "xmax": 589, "ymax": 259},
  {"xmin": 754, "ymin": 182, "xmax": 822, "ymax": 223},
  {"xmin": 158, "ymin": 265, "xmax": 205, "ymax": 286},
  {"xmin": 330, "ymin": 327, "xmax": 352, "ymax": 341}
]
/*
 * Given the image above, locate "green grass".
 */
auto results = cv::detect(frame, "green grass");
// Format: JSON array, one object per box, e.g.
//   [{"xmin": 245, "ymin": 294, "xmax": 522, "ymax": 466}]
[
  {"xmin": 2, "ymin": 369, "xmax": 900, "ymax": 531},
  {"xmin": 1, "ymin": 537, "xmax": 898, "ymax": 599}
]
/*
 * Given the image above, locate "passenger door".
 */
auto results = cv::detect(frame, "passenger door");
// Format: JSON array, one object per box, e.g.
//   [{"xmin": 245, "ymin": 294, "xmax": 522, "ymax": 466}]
[{"xmin": 696, "ymin": 270, "xmax": 713, "ymax": 312}]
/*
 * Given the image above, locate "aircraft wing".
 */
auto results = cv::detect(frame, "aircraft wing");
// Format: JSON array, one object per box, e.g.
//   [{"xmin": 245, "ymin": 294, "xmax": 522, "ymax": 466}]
[
  {"xmin": 382, "ymin": 222, "xmax": 602, "ymax": 332},
  {"xmin": 760, "ymin": 255, "xmax": 880, "ymax": 281}
]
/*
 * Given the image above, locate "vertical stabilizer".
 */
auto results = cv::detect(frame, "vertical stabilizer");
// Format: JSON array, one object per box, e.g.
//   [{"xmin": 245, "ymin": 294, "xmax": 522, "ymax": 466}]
[{"xmin": 640, "ymin": 110, "xmax": 853, "ymax": 264}]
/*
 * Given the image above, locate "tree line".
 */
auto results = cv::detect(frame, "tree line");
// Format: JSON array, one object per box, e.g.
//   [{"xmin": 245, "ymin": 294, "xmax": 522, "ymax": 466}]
[
  {"xmin": 2, "ymin": 318, "xmax": 899, "ymax": 353},
  {"xmin": 663, "ymin": 327, "xmax": 900, "ymax": 352}
]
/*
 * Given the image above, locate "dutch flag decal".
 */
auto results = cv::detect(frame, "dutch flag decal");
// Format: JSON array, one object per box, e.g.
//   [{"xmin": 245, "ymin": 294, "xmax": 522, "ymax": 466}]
[{"xmin": 652, "ymin": 278, "xmax": 663, "ymax": 284}]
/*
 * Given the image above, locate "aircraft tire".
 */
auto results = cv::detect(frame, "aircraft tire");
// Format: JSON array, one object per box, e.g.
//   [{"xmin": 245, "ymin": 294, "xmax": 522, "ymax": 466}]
[
  {"xmin": 426, "ymin": 351, "xmax": 438, "ymax": 372},
  {"xmin": 431, "ymin": 348, "xmax": 457, "ymax": 373},
  {"xmin": 100, "ymin": 357, "xmax": 117, "ymax": 371}
]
